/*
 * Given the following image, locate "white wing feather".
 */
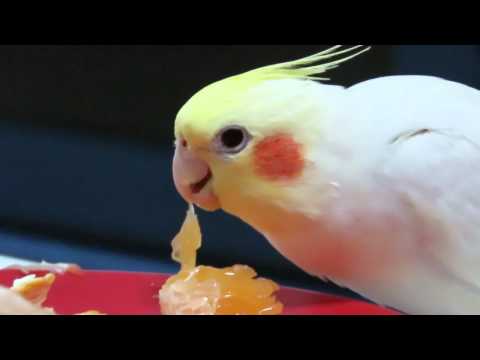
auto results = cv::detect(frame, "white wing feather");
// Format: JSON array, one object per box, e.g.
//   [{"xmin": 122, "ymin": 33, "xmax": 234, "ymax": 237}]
[{"xmin": 349, "ymin": 75, "xmax": 480, "ymax": 300}]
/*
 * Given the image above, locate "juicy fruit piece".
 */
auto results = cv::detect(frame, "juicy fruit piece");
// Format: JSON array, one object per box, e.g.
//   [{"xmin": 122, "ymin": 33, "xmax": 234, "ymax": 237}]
[
  {"xmin": 159, "ymin": 270, "xmax": 220, "ymax": 315},
  {"xmin": 3, "ymin": 273, "xmax": 104, "ymax": 315},
  {"xmin": 159, "ymin": 205, "xmax": 283, "ymax": 315},
  {"xmin": 11, "ymin": 273, "xmax": 56, "ymax": 305},
  {"xmin": 160, "ymin": 266, "xmax": 283, "ymax": 315}
]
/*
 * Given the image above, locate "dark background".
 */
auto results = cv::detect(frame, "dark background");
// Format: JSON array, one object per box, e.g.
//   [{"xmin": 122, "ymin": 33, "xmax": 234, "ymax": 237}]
[{"xmin": 0, "ymin": 45, "xmax": 479, "ymax": 297}]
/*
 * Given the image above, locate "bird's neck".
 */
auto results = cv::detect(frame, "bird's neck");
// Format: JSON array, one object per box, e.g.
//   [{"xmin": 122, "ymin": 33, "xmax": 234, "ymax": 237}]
[
  {"xmin": 223, "ymin": 195, "xmax": 359, "ymax": 280},
  {"xmin": 224, "ymin": 178, "xmax": 416, "ymax": 285}
]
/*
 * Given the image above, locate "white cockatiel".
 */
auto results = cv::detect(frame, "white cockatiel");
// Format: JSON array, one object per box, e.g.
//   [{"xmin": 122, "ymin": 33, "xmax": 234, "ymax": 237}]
[{"xmin": 172, "ymin": 45, "xmax": 480, "ymax": 314}]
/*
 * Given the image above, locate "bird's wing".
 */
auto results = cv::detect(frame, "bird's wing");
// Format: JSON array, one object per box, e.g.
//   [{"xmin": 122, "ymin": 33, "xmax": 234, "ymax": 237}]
[
  {"xmin": 348, "ymin": 75, "xmax": 480, "ymax": 291},
  {"xmin": 380, "ymin": 126, "xmax": 480, "ymax": 292}
]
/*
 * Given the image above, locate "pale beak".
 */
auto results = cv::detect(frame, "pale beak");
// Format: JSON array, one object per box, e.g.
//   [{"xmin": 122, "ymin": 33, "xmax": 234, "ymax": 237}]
[{"xmin": 172, "ymin": 140, "xmax": 220, "ymax": 211}]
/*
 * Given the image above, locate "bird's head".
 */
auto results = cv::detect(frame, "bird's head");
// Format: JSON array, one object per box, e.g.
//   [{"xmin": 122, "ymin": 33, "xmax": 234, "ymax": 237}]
[{"xmin": 172, "ymin": 46, "xmax": 369, "ymax": 221}]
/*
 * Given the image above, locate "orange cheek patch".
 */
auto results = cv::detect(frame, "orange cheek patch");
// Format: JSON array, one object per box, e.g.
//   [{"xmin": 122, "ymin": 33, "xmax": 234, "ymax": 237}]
[{"xmin": 253, "ymin": 134, "xmax": 305, "ymax": 181}]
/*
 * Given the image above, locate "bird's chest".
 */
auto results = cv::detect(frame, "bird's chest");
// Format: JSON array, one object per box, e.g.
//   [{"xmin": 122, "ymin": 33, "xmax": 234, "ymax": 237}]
[{"xmin": 255, "ymin": 197, "xmax": 419, "ymax": 286}]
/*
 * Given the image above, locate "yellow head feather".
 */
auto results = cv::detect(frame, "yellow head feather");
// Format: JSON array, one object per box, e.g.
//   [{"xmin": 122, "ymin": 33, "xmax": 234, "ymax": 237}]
[
  {"xmin": 239, "ymin": 45, "xmax": 370, "ymax": 81},
  {"xmin": 176, "ymin": 45, "xmax": 370, "ymax": 138},
  {"xmin": 174, "ymin": 45, "xmax": 371, "ymax": 218}
]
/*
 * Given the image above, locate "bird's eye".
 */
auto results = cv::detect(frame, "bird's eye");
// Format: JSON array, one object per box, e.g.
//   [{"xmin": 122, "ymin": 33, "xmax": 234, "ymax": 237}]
[{"xmin": 214, "ymin": 126, "xmax": 251, "ymax": 154}]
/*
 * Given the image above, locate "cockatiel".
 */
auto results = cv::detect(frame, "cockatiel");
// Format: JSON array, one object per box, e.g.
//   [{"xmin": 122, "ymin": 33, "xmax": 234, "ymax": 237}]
[{"xmin": 172, "ymin": 45, "xmax": 480, "ymax": 315}]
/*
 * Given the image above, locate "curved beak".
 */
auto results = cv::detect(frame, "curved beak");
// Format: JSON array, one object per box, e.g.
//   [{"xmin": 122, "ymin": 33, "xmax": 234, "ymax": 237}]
[{"xmin": 172, "ymin": 140, "xmax": 220, "ymax": 211}]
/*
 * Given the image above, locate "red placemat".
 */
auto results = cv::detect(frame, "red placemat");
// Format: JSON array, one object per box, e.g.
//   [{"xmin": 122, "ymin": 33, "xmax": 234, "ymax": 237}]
[{"xmin": 0, "ymin": 269, "xmax": 398, "ymax": 315}]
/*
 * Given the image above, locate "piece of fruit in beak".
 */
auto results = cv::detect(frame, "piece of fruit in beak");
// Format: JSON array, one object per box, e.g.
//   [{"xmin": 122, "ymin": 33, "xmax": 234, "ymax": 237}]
[{"xmin": 172, "ymin": 139, "xmax": 220, "ymax": 211}]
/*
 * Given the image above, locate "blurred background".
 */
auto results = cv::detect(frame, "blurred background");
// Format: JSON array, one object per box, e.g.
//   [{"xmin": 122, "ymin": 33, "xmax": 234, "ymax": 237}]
[{"xmin": 0, "ymin": 45, "xmax": 479, "ymax": 299}]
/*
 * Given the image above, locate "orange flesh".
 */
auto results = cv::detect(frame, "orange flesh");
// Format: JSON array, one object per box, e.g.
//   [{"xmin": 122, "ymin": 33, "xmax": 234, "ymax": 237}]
[
  {"xmin": 159, "ymin": 205, "xmax": 283, "ymax": 315},
  {"xmin": 10, "ymin": 274, "xmax": 104, "ymax": 315},
  {"xmin": 11, "ymin": 273, "xmax": 56, "ymax": 305}
]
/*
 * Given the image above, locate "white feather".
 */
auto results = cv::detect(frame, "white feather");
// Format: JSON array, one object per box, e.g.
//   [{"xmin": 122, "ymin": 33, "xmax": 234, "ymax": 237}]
[
  {"xmin": 316, "ymin": 75, "xmax": 480, "ymax": 314},
  {"xmin": 241, "ymin": 75, "xmax": 480, "ymax": 314}
]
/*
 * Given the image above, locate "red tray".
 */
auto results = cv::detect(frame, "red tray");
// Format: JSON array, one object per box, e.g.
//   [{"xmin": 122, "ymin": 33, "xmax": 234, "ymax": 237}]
[{"xmin": 0, "ymin": 269, "xmax": 398, "ymax": 315}]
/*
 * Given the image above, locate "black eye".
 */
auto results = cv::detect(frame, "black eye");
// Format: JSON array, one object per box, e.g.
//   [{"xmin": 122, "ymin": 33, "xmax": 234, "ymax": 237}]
[
  {"xmin": 221, "ymin": 128, "xmax": 244, "ymax": 148},
  {"xmin": 214, "ymin": 126, "xmax": 251, "ymax": 154}
]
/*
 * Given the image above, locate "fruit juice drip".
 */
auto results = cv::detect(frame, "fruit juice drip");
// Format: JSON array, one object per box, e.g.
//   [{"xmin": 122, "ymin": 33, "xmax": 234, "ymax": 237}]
[{"xmin": 158, "ymin": 204, "xmax": 283, "ymax": 315}]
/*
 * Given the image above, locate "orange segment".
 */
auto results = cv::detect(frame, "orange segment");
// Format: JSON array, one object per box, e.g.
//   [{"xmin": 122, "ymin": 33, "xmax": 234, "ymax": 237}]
[
  {"xmin": 9, "ymin": 273, "xmax": 105, "ymax": 315},
  {"xmin": 159, "ymin": 205, "xmax": 283, "ymax": 315},
  {"xmin": 11, "ymin": 273, "xmax": 56, "ymax": 305}
]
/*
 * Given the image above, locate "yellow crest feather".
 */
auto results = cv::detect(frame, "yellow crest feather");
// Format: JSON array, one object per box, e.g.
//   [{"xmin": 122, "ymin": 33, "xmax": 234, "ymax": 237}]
[
  {"xmin": 176, "ymin": 45, "xmax": 371, "ymax": 135},
  {"xmin": 240, "ymin": 45, "xmax": 371, "ymax": 82}
]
